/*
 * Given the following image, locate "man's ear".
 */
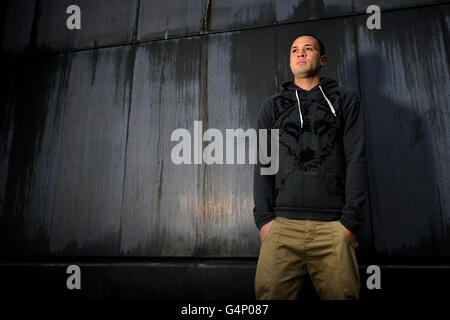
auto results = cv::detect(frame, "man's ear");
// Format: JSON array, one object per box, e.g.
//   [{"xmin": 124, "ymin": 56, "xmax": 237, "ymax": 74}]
[{"xmin": 320, "ymin": 55, "xmax": 327, "ymax": 67}]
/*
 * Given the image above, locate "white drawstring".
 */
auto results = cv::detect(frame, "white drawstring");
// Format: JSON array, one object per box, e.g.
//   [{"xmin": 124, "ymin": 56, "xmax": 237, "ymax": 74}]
[
  {"xmin": 318, "ymin": 85, "xmax": 337, "ymax": 117},
  {"xmin": 295, "ymin": 90, "xmax": 303, "ymax": 128},
  {"xmin": 296, "ymin": 86, "xmax": 337, "ymax": 129}
]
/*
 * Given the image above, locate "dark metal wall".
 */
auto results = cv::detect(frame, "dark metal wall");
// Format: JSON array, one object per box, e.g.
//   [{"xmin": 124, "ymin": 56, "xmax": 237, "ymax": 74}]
[{"xmin": 1, "ymin": 0, "xmax": 449, "ymax": 265}]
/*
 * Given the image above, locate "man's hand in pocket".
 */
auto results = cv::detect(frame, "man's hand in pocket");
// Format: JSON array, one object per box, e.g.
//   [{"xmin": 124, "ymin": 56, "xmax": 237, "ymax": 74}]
[
  {"xmin": 259, "ymin": 220, "xmax": 274, "ymax": 242},
  {"xmin": 339, "ymin": 222, "xmax": 357, "ymax": 247}
]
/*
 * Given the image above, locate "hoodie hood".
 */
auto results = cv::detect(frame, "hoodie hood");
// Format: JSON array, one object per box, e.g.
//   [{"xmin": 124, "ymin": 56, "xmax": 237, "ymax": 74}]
[{"xmin": 281, "ymin": 77, "xmax": 340, "ymax": 128}]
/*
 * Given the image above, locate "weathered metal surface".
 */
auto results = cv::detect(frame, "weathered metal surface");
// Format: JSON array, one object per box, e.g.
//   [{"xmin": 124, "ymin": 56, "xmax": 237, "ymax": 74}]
[
  {"xmin": 275, "ymin": 0, "xmax": 353, "ymax": 24},
  {"xmin": 356, "ymin": 5, "xmax": 450, "ymax": 256},
  {"xmin": 208, "ymin": 0, "xmax": 446, "ymax": 32},
  {"xmin": 1, "ymin": 0, "xmax": 36, "ymax": 54},
  {"xmin": 276, "ymin": 0, "xmax": 445, "ymax": 26},
  {"xmin": 0, "ymin": 1, "xmax": 448, "ymax": 260},
  {"xmin": 119, "ymin": 38, "xmax": 202, "ymax": 256},
  {"xmin": 0, "ymin": 55, "xmax": 16, "ymax": 224},
  {"xmin": 208, "ymin": 0, "xmax": 274, "ymax": 32},
  {"xmin": 354, "ymin": 0, "xmax": 446, "ymax": 12},
  {"xmin": 0, "ymin": 260, "xmax": 260, "ymax": 300},
  {"xmin": 48, "ymin": 46, "xmax": 135, "ymax": 255},
  {"xmin": 123, "ymin": 29, "xmax": 277, "ymax": 257},
  {"xmin": 35, "ymin": 0, "xmax": 137, "ymax": 52},
  {"xmin": 137, "ymin": 0, "xmax": 204, "ymax": 41},
  {"xmin": 1, "ymin": 260, "xmax": 449, "ymax": 299},
  {"xmin": 0, "ymin": 54, "xmax": 70, "ymax": 255},
  {"xmin": 197, "ymin": 29, "xmax": 278, "ymax": 256},
  {"xmin": 120, "ymin": 30, "xmax": 276, "ymax": 257},
  {"xmin": 2, "ymin": 0, "xmax": 447, "ymax": 54}
]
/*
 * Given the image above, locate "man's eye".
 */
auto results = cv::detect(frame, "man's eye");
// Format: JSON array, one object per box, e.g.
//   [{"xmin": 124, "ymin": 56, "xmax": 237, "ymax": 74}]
[{"xmin": 306, "ymin": 47, "xmax": 312, "ymax": 50}]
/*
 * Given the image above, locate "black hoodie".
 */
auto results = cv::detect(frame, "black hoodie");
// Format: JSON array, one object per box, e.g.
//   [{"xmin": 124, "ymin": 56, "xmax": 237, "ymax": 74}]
[{"xmin": 253, "ymin": 77, "xmax": 368, "ymax": 234}]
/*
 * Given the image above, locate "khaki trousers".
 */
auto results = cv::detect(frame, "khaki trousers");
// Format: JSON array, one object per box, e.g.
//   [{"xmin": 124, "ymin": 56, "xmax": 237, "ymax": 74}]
[{"xmin": 255, "ymin": 217, "xmax": 360, "ymax": 300}]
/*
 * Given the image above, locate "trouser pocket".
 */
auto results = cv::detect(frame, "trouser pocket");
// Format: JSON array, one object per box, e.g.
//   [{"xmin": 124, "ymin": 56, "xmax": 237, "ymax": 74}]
[
  {"xmin": 255, "ymin": 219, "xmax": 281, "ymax": 299},
  {"xmin": 330, "ymin": 221, "xmax": 360, "ymax": 299},
  {"xmin": 336, "ymin": 221, "xmax": 359, "ymax": 248}
]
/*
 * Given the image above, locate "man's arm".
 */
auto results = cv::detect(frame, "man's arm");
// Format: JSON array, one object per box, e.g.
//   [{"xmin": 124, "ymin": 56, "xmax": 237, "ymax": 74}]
[
  {"xmin": 253, "ymin": 97, "xmax": 276, "ymax": 233},
  {"xmin": 339, "ymin": 93, "xmax": 369, "ymax": 235}
]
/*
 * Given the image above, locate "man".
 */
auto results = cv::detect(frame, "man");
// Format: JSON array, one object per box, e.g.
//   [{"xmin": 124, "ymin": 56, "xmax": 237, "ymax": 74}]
[{"xmin": 253, "ymin": 34, "xmax": 368, "ymax": 300}]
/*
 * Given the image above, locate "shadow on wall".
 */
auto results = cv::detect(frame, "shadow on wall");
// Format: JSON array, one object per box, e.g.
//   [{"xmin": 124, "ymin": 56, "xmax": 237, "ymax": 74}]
[{"xmin": 356, "ymin": 51, "xmax": 447, "ymax": 261}]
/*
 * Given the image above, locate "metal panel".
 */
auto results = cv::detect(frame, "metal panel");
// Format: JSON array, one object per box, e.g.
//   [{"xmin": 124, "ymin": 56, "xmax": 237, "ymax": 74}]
[
  {"xmin": 354, "ymin": 0, "xmax": 446, "ymax": 12},
  {"xmin": 0, "ymin": 55, "xmax": 16, "ymax": 223},
  {"xmin": 1, "ymin": 261, "xmax": 449, "ymax": 299},
  {"xmin": 48, "ymin": 46, "xmax": 135, "ymax": 255},
  {"xmin": 1, "ymin": 1, "xmax": 449, "ymax": 261},
  {"xmin": 121, "ymin": 28, "xmax": 278, "ymax": 257},
  {"xmin": 137, "ymin": 0, "xmax": 204, "ymax": 41},
  {"xmin": 1, "ymin": 0, "xmax": 36, "ymax": 54},
  {"xmin": 208, "ymin": 0, "xmax": 274, "ymax": 32},
  {"xmin": 199, "ymin": 29, "xmax": 278, "ymax": 256},
  {"xmin": 356, "ymin": 5, "xmax": 450, "ymax": 256},
  {"xmin": 120, "ymin": 38, "xmax": 202, "ymax": 256},
  {"xmin": 275, "ymin": 0, "xmax": 446, "ymax": 25},
  {"xmin": 0, "ymin": 54, "xmax": 70, "ymax": 255},
  {"xmin": 35, "ymin": 0, "xmax": 137, "ymax": 52},
  {"xmin": 207, "ymin": 0, "xmax": 446, "ymax": 32},
  {"xmin": 275, "ymin": 0, "xmax": 353, "ymax": 24}
]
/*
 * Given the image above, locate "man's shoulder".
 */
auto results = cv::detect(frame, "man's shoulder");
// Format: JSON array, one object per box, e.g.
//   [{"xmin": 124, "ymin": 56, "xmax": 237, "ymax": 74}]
[
  {"xmin": 336, "ymin": 86, "xmax": 360, "ymax": 101},
  {"xmin": 261, "ymin": 91, "xmax": 294, "ymax": 107},
  {"xmin": 263, "ymin": 91, "xmax": 285, "ymax": 102},
  {"xmin": 256, "ymin": 92, "xmax": 287, "ymax": 123},
  {"xmin": 258, "ymin": 92, "xmax": 280, "ymax": 110},
  {"xmin": 333, "ymin": 86, "xmax": 361, "ymax": 112}
]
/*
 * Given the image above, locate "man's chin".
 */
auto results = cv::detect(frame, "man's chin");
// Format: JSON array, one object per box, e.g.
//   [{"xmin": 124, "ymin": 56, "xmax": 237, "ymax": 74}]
[{"xmin": 294, "ymin": 71, "xmax": 312, "ymax": 78}]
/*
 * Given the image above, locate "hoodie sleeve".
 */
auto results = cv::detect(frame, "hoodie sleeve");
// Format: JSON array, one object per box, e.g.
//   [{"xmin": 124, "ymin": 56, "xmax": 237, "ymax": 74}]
[
  {"xmin": 253, "ymin": 97, "xmax": 276, "ymax": 230},
  {"xmin": 339, "ymin": 92, "xmax": 369, "ymax": 234}
]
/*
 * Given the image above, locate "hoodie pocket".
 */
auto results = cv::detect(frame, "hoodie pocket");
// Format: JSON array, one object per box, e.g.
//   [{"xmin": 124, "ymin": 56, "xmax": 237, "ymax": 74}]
[{"xmin": 275, "ymin": 170, "xmax": 345, "ymax": 209}]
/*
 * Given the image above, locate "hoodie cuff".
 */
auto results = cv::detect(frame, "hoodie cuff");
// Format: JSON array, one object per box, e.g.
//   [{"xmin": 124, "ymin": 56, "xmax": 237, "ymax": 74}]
[
  {"xmin": 339, "ymin": 211, "xmax": 364, "ymax": 235},
  {"xmin": 255, "ymin": 214, "xmax": 276, "ymax": 231}
]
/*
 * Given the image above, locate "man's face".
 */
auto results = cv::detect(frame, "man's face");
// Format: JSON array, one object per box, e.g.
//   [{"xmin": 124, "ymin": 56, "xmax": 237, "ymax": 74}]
[{"xmin": 289, "ymin": 36, "xmax": 326, "ymax": 78}]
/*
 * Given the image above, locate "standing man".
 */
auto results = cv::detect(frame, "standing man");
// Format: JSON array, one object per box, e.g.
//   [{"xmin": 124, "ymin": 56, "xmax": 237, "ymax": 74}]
[{"xmin": 253, "ymin": 34, "xmax": 368, "ymax": 300}]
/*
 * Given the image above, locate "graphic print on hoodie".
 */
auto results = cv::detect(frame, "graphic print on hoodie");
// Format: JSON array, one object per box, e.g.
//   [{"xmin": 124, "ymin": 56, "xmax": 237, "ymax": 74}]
[{"xmin": 253, "ymin": 77, "xmax": 368, "ymax": 234}]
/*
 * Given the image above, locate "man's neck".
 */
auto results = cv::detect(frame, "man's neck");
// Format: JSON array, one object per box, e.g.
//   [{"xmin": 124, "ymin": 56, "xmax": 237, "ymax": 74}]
[{"xmin": 294, "ymin": 75, "xmax": 321, "ymax": 91}]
